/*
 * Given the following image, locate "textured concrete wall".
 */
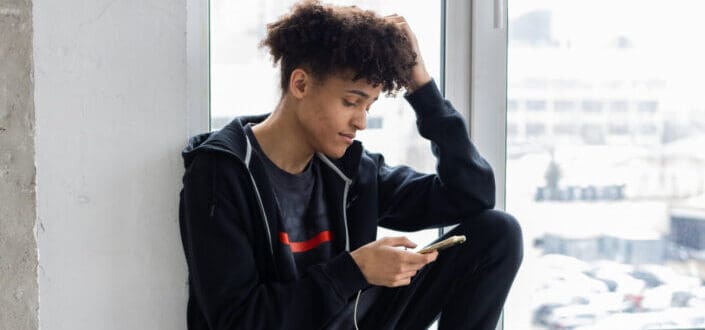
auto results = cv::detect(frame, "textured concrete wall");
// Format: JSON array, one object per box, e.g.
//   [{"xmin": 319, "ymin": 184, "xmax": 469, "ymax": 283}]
[
  {"xmin": 33, "ymin": 0, "xmax": 190, "ymax": 328},
  {"xmin": 0, "ymin": 0, "xmax": 39, "ymax": 329}
]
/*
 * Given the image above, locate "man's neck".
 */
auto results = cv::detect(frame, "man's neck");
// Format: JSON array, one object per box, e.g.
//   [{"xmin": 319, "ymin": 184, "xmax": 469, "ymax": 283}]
[{"xmin": 251, "ymin": 101, "xmax": 314, "ymax": 175}]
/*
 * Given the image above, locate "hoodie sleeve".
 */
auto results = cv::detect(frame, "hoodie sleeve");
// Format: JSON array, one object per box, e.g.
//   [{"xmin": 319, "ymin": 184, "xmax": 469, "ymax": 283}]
[
  {"xmin": 371, "ymin": 79, "xmax": 496, "ymax": 232},
  {"xmin": 179, "ymin": 152, "xmax": 369, "ymax": 330}
]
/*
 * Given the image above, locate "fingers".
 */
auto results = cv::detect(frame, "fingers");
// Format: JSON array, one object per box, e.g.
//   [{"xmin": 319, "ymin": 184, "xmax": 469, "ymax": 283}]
[
  {"xmin": 398, "ymin": 269, "xmax": 418, "ymax": 279},
  {"xmin": 424, "ymin": 249, "xmax": 439, "ymax": 261},
  {"xmin": 390, "ymin": 277, "xmax": 412, "ymax": 287},
  {"xmin": 390, "ymin": 271, "xmax": 416, "ymax": 287},
  {"xmin": 404, "ymin": 249, "xmax": 438, "ymax": 266},
  {"xmin": 383, "ymin": 14, "xmax": 407, "ymax": 24},
  {"xmin": 389, "ymin": 267, "xmax": 424, "ymax": 287},
  {"xmin": 383, "ymin": 236, "xmax": 417, "ymax": 249},
  {"xmin": 382, "ymin": 237, "xmax": 438, "ymax": 258},
  {"xmin": 389, "ymin": 268, "xmax": 416, "ymax": 287},
  {"xmin": 382, "ymin": 14, "xmax": 416, "ymax": 43},
  {"xmin": 398, "ymin": 248, "xmax": 438, "ymax": 268}
]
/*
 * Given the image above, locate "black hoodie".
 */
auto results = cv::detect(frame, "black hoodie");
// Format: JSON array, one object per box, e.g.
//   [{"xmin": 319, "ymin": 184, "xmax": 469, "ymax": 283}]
[{"xmin": 178, "ymin": 79, "xmax": 495, "ymax": 329}]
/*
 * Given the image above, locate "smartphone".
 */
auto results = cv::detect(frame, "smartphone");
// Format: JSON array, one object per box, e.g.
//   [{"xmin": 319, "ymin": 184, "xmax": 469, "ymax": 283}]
[{"xmin": 416, "ymin": 235, "xmax": 466, "ymax": 254}]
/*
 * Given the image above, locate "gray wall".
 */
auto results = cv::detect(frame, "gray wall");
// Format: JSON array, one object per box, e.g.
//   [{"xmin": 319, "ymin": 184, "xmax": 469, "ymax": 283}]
[
  {"xmin": 32, "ymin": 0, "xmax": 190, "ymax": 328},
  {"xmin": 1, "ymin": 0, "xmax": 39, "ymax": 328}
]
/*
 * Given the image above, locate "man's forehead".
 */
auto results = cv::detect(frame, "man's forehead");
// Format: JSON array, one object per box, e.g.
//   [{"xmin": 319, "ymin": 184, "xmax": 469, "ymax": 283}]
[
  {"xmin": 330, "ymin": 75, "xmax": 382, "ymax": 99},
  {"xmin": 344, "ymin": 88, "xmax": 380, "ymax": 101}
]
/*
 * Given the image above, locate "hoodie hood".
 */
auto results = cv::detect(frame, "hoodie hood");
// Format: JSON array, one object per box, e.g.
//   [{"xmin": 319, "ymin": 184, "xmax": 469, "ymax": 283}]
[{"xmin": 181, "ymin": 112, "xmax": 365, "ymax": 181}]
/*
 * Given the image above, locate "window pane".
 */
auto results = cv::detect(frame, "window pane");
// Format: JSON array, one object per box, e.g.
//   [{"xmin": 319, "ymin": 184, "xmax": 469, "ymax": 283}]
[
  {"xmin": 554, "ymin": 100, "xmax": 576, "ymax": 112},
  {"xmin": 210, "ymin": 0, "xmax": 442, "ymax": 256},
  {"xmin": 527, "ymin": 99, "xmax": 548, "ymax": 111},
  {"xmin": 506, "ymin": 1, "xmax": 705, "ymax": 329}
]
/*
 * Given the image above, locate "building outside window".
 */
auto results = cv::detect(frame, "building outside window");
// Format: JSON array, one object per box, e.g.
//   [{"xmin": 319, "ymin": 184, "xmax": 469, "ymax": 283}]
[{"xmin": 505, "ymin": 0, "xmax": 705, "ymax": 328}]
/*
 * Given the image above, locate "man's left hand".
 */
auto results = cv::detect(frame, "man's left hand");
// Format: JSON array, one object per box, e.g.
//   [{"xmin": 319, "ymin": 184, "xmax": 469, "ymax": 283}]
[{"xmin": 384, "ymin": 14, "xmax": 432, "ymax": 93}]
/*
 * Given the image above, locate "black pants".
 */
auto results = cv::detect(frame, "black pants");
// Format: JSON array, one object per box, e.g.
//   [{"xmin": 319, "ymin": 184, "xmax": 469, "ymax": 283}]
[{"xmin": 325, "ymin": 209, "xmax": 523, "ymax": 330}]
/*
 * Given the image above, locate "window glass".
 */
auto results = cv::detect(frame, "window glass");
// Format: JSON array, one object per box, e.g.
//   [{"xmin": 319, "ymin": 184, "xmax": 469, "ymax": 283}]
[
  {"xmin": 581, "ymin": 100, "xmax": 604, "ymax": 113},
  {"xmin": 508, "ymin": 99, "xmax": 519, "ymax": 111},
  {"xmin": 609, "ymin": 100, "xmax": 628, "ymax": 112},
  {"xmin": 506, "ymin": 0, "xmax": 705, "ymax": 329},
  {"xmin": 554, "ymin": 100, "xmax": 576, "ymax": 112},
  {"xmin": 527, "ymin": 100, "xmax": 548, "ymax": 111}
]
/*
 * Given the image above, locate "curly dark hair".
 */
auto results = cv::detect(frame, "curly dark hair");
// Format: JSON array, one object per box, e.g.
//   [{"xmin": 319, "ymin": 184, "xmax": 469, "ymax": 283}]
[{"xmin": 259, "ymin": 0, "xmax": 417, "ymax": 96}]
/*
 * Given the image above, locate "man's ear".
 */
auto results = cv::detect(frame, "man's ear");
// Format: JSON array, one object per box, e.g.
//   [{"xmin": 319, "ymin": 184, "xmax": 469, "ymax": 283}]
[{"xmin": 288, "ymin": 68, "xmax": 309, "ymax": 100}]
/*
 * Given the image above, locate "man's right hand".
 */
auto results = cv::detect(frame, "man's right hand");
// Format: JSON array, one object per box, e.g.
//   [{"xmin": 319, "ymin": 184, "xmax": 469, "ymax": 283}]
[{"xmin": 350, "ymin": 236, "xmax": 438, "ymax": 287}]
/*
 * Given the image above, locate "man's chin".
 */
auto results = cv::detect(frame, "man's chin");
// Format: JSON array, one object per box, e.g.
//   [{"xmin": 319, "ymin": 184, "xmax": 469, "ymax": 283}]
[{"xmin": 319, "ymin": 146, "xmax": 349, "ymax": 160}]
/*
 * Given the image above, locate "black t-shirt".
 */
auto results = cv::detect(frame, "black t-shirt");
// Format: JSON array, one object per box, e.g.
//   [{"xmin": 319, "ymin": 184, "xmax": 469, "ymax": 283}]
[{"xmin": 245, "ymin": 123, "xmax": 335, "ymax": 277}]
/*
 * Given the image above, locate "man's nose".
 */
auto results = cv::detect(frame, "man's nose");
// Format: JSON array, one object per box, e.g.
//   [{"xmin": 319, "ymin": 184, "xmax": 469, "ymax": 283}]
[{"xmin": 351, "ymin": 112, "xmax": 367, "ymax": 131}]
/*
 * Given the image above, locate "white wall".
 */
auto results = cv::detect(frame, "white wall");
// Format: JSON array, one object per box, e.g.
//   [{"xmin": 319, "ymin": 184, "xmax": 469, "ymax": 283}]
[{"xmin": 33, "ymin": 0, "xmax": 192, "ymax": 328}]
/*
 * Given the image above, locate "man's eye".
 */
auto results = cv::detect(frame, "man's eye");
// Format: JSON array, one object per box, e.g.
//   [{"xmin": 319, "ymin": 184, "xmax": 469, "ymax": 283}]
[{"xmin": 343, "ymin": 100, "xmax": 357, "ymax": 107}]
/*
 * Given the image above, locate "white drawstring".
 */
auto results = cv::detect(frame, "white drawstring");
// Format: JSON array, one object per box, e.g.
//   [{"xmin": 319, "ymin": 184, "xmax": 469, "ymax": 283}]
[
  {"xmin": 353, "ymin": 289, "xmax": 362, "ymax": 330},
  {"xmin": 355, "ymin": 247, "xmax": 409, "ymax": 328}
]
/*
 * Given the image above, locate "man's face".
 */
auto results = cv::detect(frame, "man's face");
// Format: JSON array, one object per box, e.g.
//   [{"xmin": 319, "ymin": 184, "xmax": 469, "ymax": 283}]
[{"xmin": 296, "ymin": 72, "xmax": 382, "ymax": 159}]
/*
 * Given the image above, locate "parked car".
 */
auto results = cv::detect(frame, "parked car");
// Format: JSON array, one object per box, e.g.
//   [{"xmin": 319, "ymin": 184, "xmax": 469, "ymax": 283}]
[
  {"xmin": 536, "ymin": 268, "xmax": 609, "ymax": 294},
  {"xmin": 545, "ymin": 304, "xmax": 606, "ymax": 329},
  {"xmin": 539, "ymin": 254, "xmax": 592, "ymax": 273},
  {"xmin": 630, "ymin": 264, "xmax": 701, "ymax": 290},
  {"xmin": 573, "ymin": 311, "xmax": 681, "ymax": 330}
]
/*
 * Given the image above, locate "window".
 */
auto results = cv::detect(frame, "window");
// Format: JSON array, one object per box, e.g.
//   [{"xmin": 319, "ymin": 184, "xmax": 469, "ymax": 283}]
[
  {"xmin": 366, "ymin": 116, "xmax": 384, "ymax": 129},
  {"xmin": 504, "ymin": 1, "xmax": 705, "ymax": 329},
  {"xmin": 580, "ymin": 124, "xmax": 605, "ymax": 144},
  {"xmin": 553, "ymin": 124, "xmax": 576, "ymax": 135},
  {"xmin": 638, "ymin": 124, "xmax": 658, "ymax": 135},
  {"xmin": 526, "ymin": 122, "xmax": 547, "ymax": 136},
  {"xmin": 527, "ymin": 99, "xmax": 547, "ymax": 111},
  {"xmin": 608, "ymin": 124, "xmax": 630, "ymax": 135},
  {"xmin": 637, "ymin": 100, "xmax": 659, "ymax": 113},
  {"xmin": 609, "ymin": 100, "xmax": 629, "ymax": 112},
  {"xmin": 508, "ymin": 123, "xmax": 519, "ymax": 136},
  {"xmin": 554, "ymin": 100, "xmax": 576, "ymax": 112},
  {"xmin": 581, "ymin": 100, "xmax": 604, "ymax": 113},
  {"xmin": 508, "ymin": 99, "xmax": 519, "ymax": 111}
]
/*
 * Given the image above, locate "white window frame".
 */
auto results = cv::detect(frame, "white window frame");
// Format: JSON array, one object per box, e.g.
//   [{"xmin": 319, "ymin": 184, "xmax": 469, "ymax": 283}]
[
  {"xmin": 186, "ymin": 0, "xmax": 210, "ymax": 137},
  {"xmin": 446, "ymin": 0, "xmax": 507, "ymax": 212},
  {"xmin": 443, "ymin": 0, "xmax": 508, "ymax": 329}
]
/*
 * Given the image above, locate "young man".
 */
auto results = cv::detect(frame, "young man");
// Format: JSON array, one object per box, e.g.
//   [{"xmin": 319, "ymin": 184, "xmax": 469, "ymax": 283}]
[{"xmin": 178, "ymin": 1, "xmax": 523, "ymax": 329}]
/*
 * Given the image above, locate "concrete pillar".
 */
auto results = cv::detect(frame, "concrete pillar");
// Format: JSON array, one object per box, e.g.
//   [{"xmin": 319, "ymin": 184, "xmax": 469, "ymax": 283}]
[{"xmin": 0, "ymin": 0, "xmax": 39, "ymax": 328}]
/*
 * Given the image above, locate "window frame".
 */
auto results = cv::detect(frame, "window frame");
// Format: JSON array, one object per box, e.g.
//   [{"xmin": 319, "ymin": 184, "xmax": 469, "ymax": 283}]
[
  {"xmin": 186, "ymin": 0, "xmax": 210, "ymax": 136},
  {"xmin": 443, "ymin": 0, "xmax": 507, "ymax": 215},
  {"xmin": 443, "ymin": 1, "xmax": 508, "ymax": 329}
]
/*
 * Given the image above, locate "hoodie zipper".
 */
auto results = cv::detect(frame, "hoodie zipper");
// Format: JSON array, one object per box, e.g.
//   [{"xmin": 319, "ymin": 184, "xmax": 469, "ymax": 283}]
[
  {"xmin": 315, "ymin": 153, "xmax": 362, "ymax": 329},
  {"xmin": 315, "ymin": 153, "xmax": 352, "ymax": 250}
]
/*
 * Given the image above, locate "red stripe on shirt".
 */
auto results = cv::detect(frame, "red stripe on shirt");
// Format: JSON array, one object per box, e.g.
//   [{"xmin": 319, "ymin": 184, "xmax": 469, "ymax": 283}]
[{"xmin": 279, "ymin": 230, "xmax": 332, "ymax": 253}]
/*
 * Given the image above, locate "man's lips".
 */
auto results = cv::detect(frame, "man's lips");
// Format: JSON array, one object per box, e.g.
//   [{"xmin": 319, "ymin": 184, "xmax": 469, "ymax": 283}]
[{"xmin": 339, "ymin": 133, "xmax": 355, "ymax": 143}]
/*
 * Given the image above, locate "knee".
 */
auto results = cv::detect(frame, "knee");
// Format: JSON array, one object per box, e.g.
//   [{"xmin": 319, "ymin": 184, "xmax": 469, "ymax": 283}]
[{"xmin": 475, "ymin": 210, "xmax": 524, "ymax": 268}]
